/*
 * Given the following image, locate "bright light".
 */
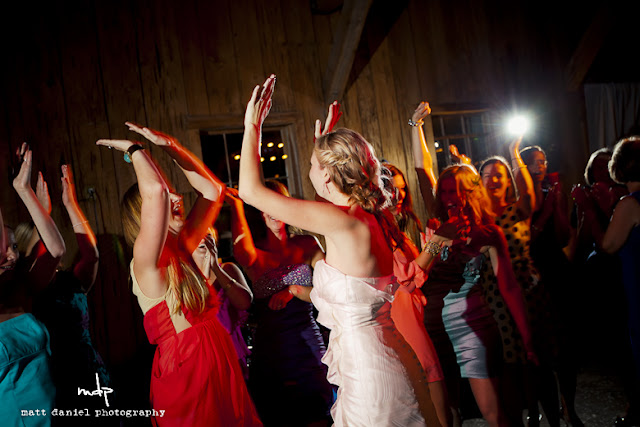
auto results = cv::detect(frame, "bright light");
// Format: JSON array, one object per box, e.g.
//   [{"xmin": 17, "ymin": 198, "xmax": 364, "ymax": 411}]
[
  {"xmin": 260, "ymin": 157, "xmax": 265, "ymax": 162},
  {"xmin": 234, "ymin": 154, "xmax": 240, "ymax": 160},
  {"xmin": 269, "ymin": 156, "xmax": 276, "ymax": 161},
  {"xmin": 282, "ymin": 154, "xmax": 288, "ymax": 160},
  {"xmin": 267, "ymin": 142, "xmax": 274, "ymax": 148},
  {"xmin": 434, "ymin": 142, "xmax": 439, "ymax": 148},
  {"xmin": 277, "ymin": 143, "xmax": 284, "ymax": 148},
  {"xmin": 507, "ymin": 115, "xmax": 530, "ymax": 136}
]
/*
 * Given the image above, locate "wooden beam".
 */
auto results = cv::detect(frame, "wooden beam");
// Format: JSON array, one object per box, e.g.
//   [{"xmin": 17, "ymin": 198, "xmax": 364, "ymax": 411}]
[
  {"xmin": 322, "ymin": 0, "xmax": 373, "ymax": 104},
  {"xmin": 565, "ymin": 4, "xmax": 615, "ymax": 92}
]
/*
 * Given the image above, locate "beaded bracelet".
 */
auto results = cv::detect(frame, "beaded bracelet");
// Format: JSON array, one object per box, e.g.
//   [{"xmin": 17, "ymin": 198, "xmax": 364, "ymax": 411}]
[
  {"xmin": 424, "ymin": 240, "xmax": 442, "ymax": 256},
  {"xmin": 408, "ymin": 119, "xmax": 424, "ymax": 127}
]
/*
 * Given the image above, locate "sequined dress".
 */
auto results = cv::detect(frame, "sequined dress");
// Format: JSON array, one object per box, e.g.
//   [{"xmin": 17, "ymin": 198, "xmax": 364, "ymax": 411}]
[{"xmin": 249, "ymin": 263, "xmax": 334, "ymax": 426}]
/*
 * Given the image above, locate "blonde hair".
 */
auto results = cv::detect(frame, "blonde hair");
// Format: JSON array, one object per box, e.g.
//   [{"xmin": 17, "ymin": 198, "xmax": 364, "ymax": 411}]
[
  {"xmin": 14, "ymin": 221, "xmax": 36, "ymax": 256},
  {"xmin": 121, "ymin": 184, "xmax": 210, "ymax": 315},
  {"xmin": 435, "ymin": 164, "xmax": 495, "ymax": 225},
  {"xmin": 314, "ymin": 128, "xmax": 391, "ymax": 213},
  {"xmin": 315, "ymin": 128, "xmax": 404, "ymax": 249}
]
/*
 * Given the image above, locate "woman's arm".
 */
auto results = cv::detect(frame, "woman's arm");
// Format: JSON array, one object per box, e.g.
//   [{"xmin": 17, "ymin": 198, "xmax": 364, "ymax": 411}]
[
  {"xmin": 225, "ymin": 187, "xmax": 261, "ymax": 270},
  {"xmin": 601, "ymin": 195, "xmax": 640, "ymax": 254},
  {"xmin": 13, "ymin": 145, "xmax": 66, "ymax": 259},
  {"xmin": 96, "ymin": 139, "xmax": 170, "ymax": 298},
  {"xmin": 238, "ymin": 75, "xmax": 358, "ymax": 239},
  {"xmin": 61, "ymin": 164, "xmax": 99, "ymax": 293},
  {"xmin": 125, "ymin": 123, "xmax": 226, "ymax": 254},
  {"xmin": 509, "ymin": 137, "xmax": 535, "ymax": 218},
  {"xmin": 410, "ymin": 102, "xmax": 438, "ymax": 217},
  {"xmin": 201, "ymin": 233, "xmax": 252, "ymax": 311}
]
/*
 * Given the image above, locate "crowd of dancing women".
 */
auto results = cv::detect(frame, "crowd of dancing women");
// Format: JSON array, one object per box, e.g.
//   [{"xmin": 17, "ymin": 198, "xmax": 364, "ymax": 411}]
[{"xmin": 1, "ymin": 74, "xmax": 639, "ymax": 427}]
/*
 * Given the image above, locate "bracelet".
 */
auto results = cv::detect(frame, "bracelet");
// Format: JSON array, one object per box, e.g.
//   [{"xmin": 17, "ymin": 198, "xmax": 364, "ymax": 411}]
[
  {"xmin": 408, "ymin": 119, "xmax": 424, "ymax": 127},
  {"xmin": 124, "ymin": 144, "xmax": 144, "ymax": 163},
  {"xmin": 72, "ymin": 220, "xmax": 89, "ymax": 228},
  {"xmin": 423, "ymin": 240, "xmax": 442, "ymax": 256}
]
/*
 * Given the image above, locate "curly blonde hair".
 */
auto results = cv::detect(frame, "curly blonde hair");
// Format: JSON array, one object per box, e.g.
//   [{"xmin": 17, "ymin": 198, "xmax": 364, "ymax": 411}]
[
  {"xmin": 435, "ymin": 164, "xmax": 495, "ymax": 225},
  {"xmin": 121, "ymin": 184, "xmax": 210, "ymax": 315},
  {"xmin": 314, "ymin": 128, "xmax": 405, "ymax": 249},
  {"xmin": 314, "ymin": 128, "xmax": 392, "ymax": 213}
]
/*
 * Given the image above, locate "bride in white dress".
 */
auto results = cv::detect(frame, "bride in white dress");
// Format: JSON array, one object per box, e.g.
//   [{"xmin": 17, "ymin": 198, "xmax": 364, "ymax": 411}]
[{"xmin": 238, "ymin": 75, "xmax": 446, "ymax": 426}]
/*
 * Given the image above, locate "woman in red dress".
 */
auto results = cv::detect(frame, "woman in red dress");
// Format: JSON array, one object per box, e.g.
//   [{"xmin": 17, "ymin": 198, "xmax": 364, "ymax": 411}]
[{"xmin": 97, "ymin": 123, "xmax": 262, "ymax": 427}]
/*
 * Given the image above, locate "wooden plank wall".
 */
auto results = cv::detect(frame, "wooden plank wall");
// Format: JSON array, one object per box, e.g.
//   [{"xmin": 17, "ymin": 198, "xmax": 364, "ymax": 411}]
[{"xmin": 0, "ymin": 0, "xmax": 588, "ymax": 414}]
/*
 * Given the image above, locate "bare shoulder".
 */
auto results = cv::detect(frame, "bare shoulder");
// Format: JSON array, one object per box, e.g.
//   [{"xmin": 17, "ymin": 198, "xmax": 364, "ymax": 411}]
[{"xmin": 615, "ymin": 194, "xmax": 640, "ymax": 222}]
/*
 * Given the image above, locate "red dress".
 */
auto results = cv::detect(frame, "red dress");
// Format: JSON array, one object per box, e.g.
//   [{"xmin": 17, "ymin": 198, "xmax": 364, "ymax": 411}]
[{"xmin": 143, "ymin": 287, "xmax": 262, "ymax": 426}]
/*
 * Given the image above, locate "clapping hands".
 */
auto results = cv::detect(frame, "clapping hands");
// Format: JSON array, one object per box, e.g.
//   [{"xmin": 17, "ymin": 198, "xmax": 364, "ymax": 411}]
[
  {"xmin": 315, "ymin": 101, "xmax": 343, "ymax": 141},
  {"xmin": 245, "ymin": 74, "xmax": 276, "ymax": 129}
]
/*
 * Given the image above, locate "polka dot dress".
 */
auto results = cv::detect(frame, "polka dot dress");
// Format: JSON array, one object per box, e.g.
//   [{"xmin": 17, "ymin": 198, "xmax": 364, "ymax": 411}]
[{"xmin": 478, "ymin": 203, "xmax": 556, "ymax": 364}]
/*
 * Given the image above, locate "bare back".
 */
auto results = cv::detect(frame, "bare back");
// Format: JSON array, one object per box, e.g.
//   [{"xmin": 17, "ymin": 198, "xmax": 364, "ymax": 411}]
[{"xmin": 322, "ymin": 205, "xmax": 394, "ymax": 278}]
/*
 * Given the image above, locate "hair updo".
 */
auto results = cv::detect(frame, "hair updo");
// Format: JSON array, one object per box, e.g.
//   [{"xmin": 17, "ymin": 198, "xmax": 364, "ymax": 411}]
[{"xmin": 314, "ymin": 128, "xmax": 392, "ymax": 213}]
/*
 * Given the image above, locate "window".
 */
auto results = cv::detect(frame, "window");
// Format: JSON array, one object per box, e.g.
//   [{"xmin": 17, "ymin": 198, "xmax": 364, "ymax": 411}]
[
  {"xmin": 199, "ymin": 128, "xmax": 296, "ymax": 260},
  {"xmin": 429, "ymin": 110, "xmax": 495, "ymax": 174}
]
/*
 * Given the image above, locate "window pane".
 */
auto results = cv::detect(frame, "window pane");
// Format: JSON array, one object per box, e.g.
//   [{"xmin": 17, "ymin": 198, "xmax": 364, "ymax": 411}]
[
  {"xmin": 261, "ymin": 131, "xmax": 289, "ymax": 182},
  {"xmin": 200, "ymin": 133, "xmax": 230, "ymax": 184},
  {"xmin": 442, "ymin": 115, "xmax": 463, "ymax": 136},
  {"xmin": 226, "ymin": 132, "xmax": 243, "ymax": 187}
]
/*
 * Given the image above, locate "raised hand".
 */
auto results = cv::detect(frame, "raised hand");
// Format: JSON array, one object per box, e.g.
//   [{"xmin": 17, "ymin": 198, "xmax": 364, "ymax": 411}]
[
  {"xmin": 204, "ymin": 233, "xmax": 219, "ymax": 262},
  {"xmin": 412, "ymin": 101, "xmax": 431, "ymax": 123},
  {"xmin": 315, "ymin": 101, "xmax": 343, "ymax": 140},
  {"xmin": 13, "ymin": 143, "xmax": 33, "ymax": 192},
  {"xmin": 449, "ymin": 144, "xmax": 472, "ymax": 165},
  {"xmin": 36, "ymin": 172, "xmax": 52, "ymax": 215},
  {"xmin": 96, "ymin": 139, "xmax": 136, "ymax": 152},
  {"xmin": 244, "ymin": 74, "xmax": 276, "ymax": 128},
  {"xmin": 125, "ymin": 122, "xmax": 175, "ymax": 147},
  {"xmin": 61, "ymin": 164, "xmax": 79, "ymax": 208},
  {"xmin": 509, "ymin": 135, "xmax": 523, "ymax": 156},
  {"xmin": 225, "ymin": 187, "xmax": 244, "ymax": 207}
]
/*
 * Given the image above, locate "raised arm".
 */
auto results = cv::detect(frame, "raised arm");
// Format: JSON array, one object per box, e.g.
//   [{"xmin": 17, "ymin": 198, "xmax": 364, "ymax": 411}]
[
  {"xmin": 13, "ymin": 144, "xmax": 66, "ymax": 260},
  {"xmin": 61, "ymin": 164, "xmax": 99, "ymax": 293},
  {"xmin": 238, "ymin": 75, "xmax": 356, "ymax": 239},
  {"xmin": 125, "ymin": 123, "xmax": 226, "ymax": 254},
  {"xmin": 224, "ymin": 187, "xmax": 260, "ymax": 270},
  {"xmin": 509, "ymin": 137, "xmax": 535, "ymax": 218},
  {"xmin": 410, "ymin": 102, "xmax": 437, "ymax": 217},
  {"xmin": 97, "ymin": 139, "xmax": 170, "ymax": 298}
]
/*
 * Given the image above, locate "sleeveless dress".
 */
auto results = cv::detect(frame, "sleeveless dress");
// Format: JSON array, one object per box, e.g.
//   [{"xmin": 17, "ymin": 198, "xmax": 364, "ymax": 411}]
[
  {"xmin": 423, "ymin": 246, "xmax": 501, "ymax": 379},
  {"xmin": 619, "ymin": 191, "xmax": 640, "ymax": 381},
  {"xmin": 391, "ymin": 234, "xmax": 444, "ymax": 382},
  {"xmin": 0, "ymin": 313, "xmax": 55, "ymax": 427},
  {"xmin": 130, "ymin": 262, "xmax": 262, "ymax": 427},
  {"xmin": 310, "ymin": 260, "xmax": 440, "ymax": 427},
  {"xmin": 478, "ymin": 203, "xmax": 555, "ymax": 364},
  {"xmin": 248, "ymin": 263, "xmax": 334, "ymax": 426}
]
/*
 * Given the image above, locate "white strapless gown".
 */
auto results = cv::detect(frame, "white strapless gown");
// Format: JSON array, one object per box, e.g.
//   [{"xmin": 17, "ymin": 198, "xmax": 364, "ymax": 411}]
[{"xmin": 310, "ymin": 260, "xmax": 438, "ymax": 427}]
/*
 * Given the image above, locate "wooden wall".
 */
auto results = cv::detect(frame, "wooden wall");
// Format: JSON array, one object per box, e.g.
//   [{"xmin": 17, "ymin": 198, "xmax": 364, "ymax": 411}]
[{"xmin": 0, "ymin": 0, "xmax": 594, "ymax": 415}]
